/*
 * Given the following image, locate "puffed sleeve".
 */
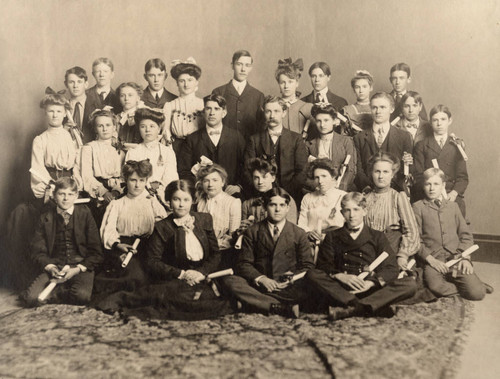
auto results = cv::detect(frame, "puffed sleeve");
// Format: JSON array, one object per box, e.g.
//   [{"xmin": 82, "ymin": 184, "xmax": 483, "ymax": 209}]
[
  {"xmin": 396, "ymin": 191, "xmax": 420, "ymax": 259},
  {"xmin": 162, "ymin": 101, "xmax": 173, "ymax": 142},
  {"xmin": 30, "ymin": 135, "xmax": 53, "ymax": 198},
  {"xmin": 159, "ymin": 144, "xmax": 179, "ymax": 187},
  {"xmin": 297, "ymin": 194, "xmax": 311, "ymax": 231},
  {"xmin": 100, "ymin": 199, "xmax": 121, "ymax": 249},
  {"xmin": 228, "ymin": 197, "xmax": 242, "ymax": 233}
]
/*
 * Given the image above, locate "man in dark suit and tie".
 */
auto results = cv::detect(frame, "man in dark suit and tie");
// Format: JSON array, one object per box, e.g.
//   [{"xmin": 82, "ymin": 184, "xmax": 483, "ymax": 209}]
[
  {"xmin": 244, "ymin": 96, "xmax": 308, "ymax": 202},
  {"xmin": 178, "ymin": 94, "xmax": 246, "ymax": 194},
  {"xmin": 389, "ymin": 63, "xmax": 427, "ymax": 122},
  {"xmin": 212, "ymin": 50, "xmax": 265, "ymax": 140},
  {"xmin": 222, "ymin": 187, "xmax": 314, "ymax": 317},
  {"xmin": 354, "ymin": 92, "xmax": 413, "ymax": 192},
  {"xmin": 141, "ymin": 58, "xmax": 177, "ymax": 109}
]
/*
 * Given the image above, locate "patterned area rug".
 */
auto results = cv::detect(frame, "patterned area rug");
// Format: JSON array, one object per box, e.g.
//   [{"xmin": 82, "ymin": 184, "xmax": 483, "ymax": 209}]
[{"xmin": 0, "ymin": 297, "xmax": 472, "ymax": 378}]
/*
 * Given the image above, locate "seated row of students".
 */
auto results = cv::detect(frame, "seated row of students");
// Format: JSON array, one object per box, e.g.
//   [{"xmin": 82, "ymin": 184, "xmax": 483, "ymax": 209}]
[{"xmin": 23, "ymin": 159, "xmax": 489, "ymax": 321}]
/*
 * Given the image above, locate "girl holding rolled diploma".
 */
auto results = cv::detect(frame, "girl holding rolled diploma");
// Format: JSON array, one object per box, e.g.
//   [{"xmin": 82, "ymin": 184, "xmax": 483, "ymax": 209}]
[
  {"xmin": 31, "ymin": 90, "xmax": 81, "ymax": 203},
  {"xmin": 96, "ymin": 180, "xmax": 232, "ymax": 320},
  {"xmin": 96, "ymin": 160, "xmax": 167, "ymax": 294},
  {"xmin": 125, "ymin": 107, "xmax": 178, "ymax": 204},
  {"xmin": 412, "ymin": 168, "xmax": 491, "ymax": 300},
  {"xmin": 414, "ymin": 105, "xmax": 468, "ymax": 216},
  {"xmin": 79, "ymin": 109, "xmax": 124, "ymax": 225},
  {"xmin": 305, "ymin": 192, "xmax": 417, "ymax": 321},
  {"xmin": 305, "ymin": 104, "xmax": 356, "ymax": 191},
  {"xmin": 298, "ymin": 158, "xmax": 346, "ymax": 247},
  {"xmin": 364, "ymin": 151, "xmax": 420, "ymax": 270}
]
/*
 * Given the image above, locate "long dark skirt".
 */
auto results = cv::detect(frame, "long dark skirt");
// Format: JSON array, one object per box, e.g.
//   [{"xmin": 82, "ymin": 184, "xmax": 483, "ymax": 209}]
[{"xmin": 95, "ymin": 279, "xmax": 233, "ymax": 321}]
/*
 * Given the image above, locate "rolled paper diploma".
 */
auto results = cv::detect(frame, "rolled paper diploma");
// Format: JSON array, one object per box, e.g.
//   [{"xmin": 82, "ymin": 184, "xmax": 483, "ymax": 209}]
[
  {"xmin": 397, "ymin": 258, "xmax": 416, "ymax": 279},
  {"xmin": 235, "ymin": 216, "xmax": 255, "ymax": 249},
  {"xmin": 207, "ymin": 268, "xmax": 234, "ymax": 280},
  {"xmin": 37, "ymin": 264, "xmax": 70, "ymax": 302},
  {"xmin": 336, "ymin": 112, "xmax": 348, "ymax": 123},
  {"xmin": 291, "ymin": 271, "xmax": 306, "ymax": 282},
  {"xmin": 308, "ymin": 155, "xmax": 317, "ymax": 163},
  {"xmin": 358, "ymin": 252, "xmax": 389, "ymax": 280},
  {"xmin": 74, "ymin": 198, "xmax": 91, "ymax": 204},
  {"xmin": 455, "ymin": 144, "xmax": 468, "ymax": 161},
  {"xmin": 391, "ymin": 116, "xmax": 401, "ymax": 126},
  {"xmin": 121, "ymin": 238, "xmax": 141, "ymax": 268},
  {"xmin": 335, "ymin": 155, "xmax": 351, "ymax": 188},
  {"xmin": 445, "ymin": 244, "xmax": 479, "ymax": 268},
  {"xmin": 404, "ymin": 162, "xmax": 409, "ymax": 176},
  {"xmin": 301, "ymin": 120, "xmax": 311, "ymax": 139}
]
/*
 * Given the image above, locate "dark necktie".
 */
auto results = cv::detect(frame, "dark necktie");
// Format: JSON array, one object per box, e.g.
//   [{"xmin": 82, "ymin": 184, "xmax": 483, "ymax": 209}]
[
  {"xmin": 315, "ymin": 93, "xmax": 322, "ymax": 103},
  {"xmin": 273, "ymin": 225, "xmax": 280, "ymax": 243},
  {"xmin": 99, "ymin": 92, "xmax": 106, "ymax": 103},
  {"xmin": 62, "ymin": 211, "xmax": 71, "ymax": 226},
  {"xmin": 155, "ymin": 93, "xmax": 160, "ymax": 102},
  {"xmin": 73, "ymin": 102, "xmax": 81, "ymax": 130},
  {"xmin": 434, "ymin": 199, "xmax": 442, "ymax": 208}
]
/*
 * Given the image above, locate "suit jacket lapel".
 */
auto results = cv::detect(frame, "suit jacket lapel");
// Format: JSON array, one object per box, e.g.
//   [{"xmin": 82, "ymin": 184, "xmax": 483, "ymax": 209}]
[
  {"xmin": 278, "ymin": 128, "xmax": 292, "ymax": 162},
  {"xmin": 192, "ymin": 221, "xmax": 209, "ymax": 257},
  {"xmin": 426, "ymin": 136, "xmax": 442, "ymax": 155},
  {"xmin": 259, "ymin": 131, "xmax": 274, "ymax": 157},
  {"xmin": 363, "ymin": 129, "xmax": 378, "ymax": 155},
  {"xmin": 44, "ymin": 210, "xmax": 57, "ymax": 255},
  {"xmin": 218, "ymin": 126, "xmax": 230, "ymax": 149},
  {"xmin": 201, "ymin": 129, "xmax": 217, "ymax": 156},
  {"xmin": 257, "ymin": 222, "xmax": 275, "ymax": 255},
  {"xmin": 226, "ymin": 81, "xmax": 240, "ymax": 99},
  {"xmin": 309, "ymin": 139, "xmax": 320, "ymax": 157}
]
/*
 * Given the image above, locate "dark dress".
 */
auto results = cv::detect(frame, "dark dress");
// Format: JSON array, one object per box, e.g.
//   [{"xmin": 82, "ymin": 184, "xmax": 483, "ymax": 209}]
[{"xmin": 95, "ymin": 212, "xmax": 232, "ymax": 320}]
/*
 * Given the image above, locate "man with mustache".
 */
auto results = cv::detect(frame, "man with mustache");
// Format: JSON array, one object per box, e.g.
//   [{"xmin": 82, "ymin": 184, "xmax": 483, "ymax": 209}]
[{"xmin": 244, "ymin": 96, "xmax": 308, "ymax": 203}]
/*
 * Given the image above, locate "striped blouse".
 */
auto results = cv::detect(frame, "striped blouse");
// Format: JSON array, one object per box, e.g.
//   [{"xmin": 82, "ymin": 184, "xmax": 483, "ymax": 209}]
[{"xmin": 364, "ymin": 188, "xmax": 420, "ymax": 259}]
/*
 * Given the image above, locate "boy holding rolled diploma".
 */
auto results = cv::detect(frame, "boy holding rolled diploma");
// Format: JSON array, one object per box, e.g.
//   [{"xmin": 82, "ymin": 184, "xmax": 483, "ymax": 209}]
[
  {"xmin": 412, "ymin": 168, "xmax": 489, "ymax": 300},
  {"xmin": 306, "ymin": 192, "xmax": 417, "ymax": 320},
  {"xmin": 24, "ymin": 177, "xmax": 103, "ymax": 307}
]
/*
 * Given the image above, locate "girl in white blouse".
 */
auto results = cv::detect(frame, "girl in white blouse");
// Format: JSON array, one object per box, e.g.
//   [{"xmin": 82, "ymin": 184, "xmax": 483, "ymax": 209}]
[
  {"xmin": 163, "ymin": 59, "xmax": 204, "ymax": 155},
  {"xmin": 125, "ymin": 108, "xmax": 178, "ymax": 204},
  {"xmin": 98, "ymin": 160, "xmax": 167, "ymax": 292}
]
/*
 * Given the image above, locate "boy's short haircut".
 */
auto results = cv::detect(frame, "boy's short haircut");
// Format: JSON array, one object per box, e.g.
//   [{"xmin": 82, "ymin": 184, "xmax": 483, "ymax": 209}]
[
  {"xmin": 308, "ymin": 62, "xmax": 331, "ymax": 77},
  {"xmin": 400, "ymin": 91, "xmax": 423, "ymax": 106},
  {"xmin": 144, "ymin": 58, "xmax": 167, "ymax": 74},
  {"xmin": 92, "ymin": 57, "xmax": 114, "ymax": 71},
  {"xmin": 429, "ymin": 104, "xmax": 452, "ymax": 119},
  {"xmin": 165, "ymin": 179, "xmax": 195, "ymax": 202},
  {"xmin": 390, "ymin": 62, "xmax": 411, "ymax": 77},
  {"xmin": 263, "ymin": 187, "xmax": 291, "ymax": 206},
  {"xmin": 367, "ymin": 150, "xmax": 401, "ymax": 175},
  {"xmin": 232, "ymin": 50, "xmax": 253, "ymax": 64},
  {"xmin": 247, "ymin": 157, "xmax": 278, "ymax": 177},
  {"xmin": 422, "ymin": 167, "xmax": 446, "ymax": 183},
  {"xmin": 134, "ymin": 107, "xmax": 165, "ymax": 127},
  {"xmin": 90, "ymin": 109, "xmax": 118, "ymax": 131},
  {"xmin": 370, "ymin": 92, "xmax": 395, "ymax": 108},
  {"xmin": 350, "ymin": 70, "xmax": 374, "ymax": 88},
  {"xmin": 307, "ymin": 157, "xmax": 339, "ymax": 180},
  {"xmin": 64, "ymin": 66, "xmax": 88, "ymax": 83},
  {"xmin": 122, "ymin": 159, "xmax": 153, "ymax": 181},
  {"xmin": 203, "ymin": 93, "xmax": 227, "ymax": 109},
  {"xmin": 40, "ymin": 92, "xmax": 71, "ymax": 111},
  {"xmin": 54, "ymin": 177, "xmax": 78, "ymax": 193},
  {"xmin": 263, "ymin": 95, "xmax": 287, "ymax": 111},
  {"xmin": 116, "ymin": 82, "xmax": 143, "ymax": 98},
  {"xmin": 341, "ymin": 192, "xmax": 367, "ymax": 210}
]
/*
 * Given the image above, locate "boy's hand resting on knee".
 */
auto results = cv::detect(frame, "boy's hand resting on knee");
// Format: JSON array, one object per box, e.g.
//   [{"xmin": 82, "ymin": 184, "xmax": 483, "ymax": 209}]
[
  {"xmin": 457, "ymin": 259, "xmax": 474, "ymax": 275},
  {"xmin": 333, "ymin": 273, "xmax": 375, "ymax": 292},
  {"xmin": 182, "ymin": 270, "xmax": 205, "ymax": 286},
  {"xmin": 60, "ymin": 267, "xmax": 81, "ymax": 282},
  {"xmin": 397, "ymin": 257, "xmax": 408, "ymax": 270},
  {"xmin": 426, "ymin": 255, "xmax": 449, "ymax": 274},
  {"xmin": 257, "ymin": 277, "xmax": 280, "ymax": 292}
]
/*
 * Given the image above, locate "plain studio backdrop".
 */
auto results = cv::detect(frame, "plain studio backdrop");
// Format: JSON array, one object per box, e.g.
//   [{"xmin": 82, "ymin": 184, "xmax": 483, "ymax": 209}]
[{"xmin": 0, "ymin": 0, "xmax": 498, "ymax": 235}]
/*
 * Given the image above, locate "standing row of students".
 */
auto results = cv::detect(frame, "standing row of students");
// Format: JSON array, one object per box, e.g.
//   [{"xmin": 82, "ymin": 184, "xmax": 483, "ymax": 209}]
[{"xmin": 12, "ymin": 49, "xmax": 490, "ymax": 321}]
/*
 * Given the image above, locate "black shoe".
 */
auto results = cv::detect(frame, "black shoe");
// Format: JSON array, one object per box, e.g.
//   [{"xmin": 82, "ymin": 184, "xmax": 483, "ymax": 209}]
[
  {"xmin": 269, "ymin": 303, "xmax": 300, "ymax": 318},
  {"xmin": 484, "ymin": 282, "xmax": 494, "ymax": 294},
  {"xmin": 328, "ymin": 304, "xmax": 365, "ymax": 321}
]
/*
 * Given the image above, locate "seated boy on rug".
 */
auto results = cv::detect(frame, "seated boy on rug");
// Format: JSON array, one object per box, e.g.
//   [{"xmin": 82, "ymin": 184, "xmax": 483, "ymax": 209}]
[
  {"xmin": 222, "ymin": 187, "xmax": 314, "ymax": 318},
  {"xmin": 306, "ymin": 192, "xmax": 417, "ymax": 320},
  {"xmin": 24, "ymin": 178, "xmax": 103, "ymax": 307},
  {"xmin": 412, "ymin": 168, "xmax": 490, "ymax": 300}
]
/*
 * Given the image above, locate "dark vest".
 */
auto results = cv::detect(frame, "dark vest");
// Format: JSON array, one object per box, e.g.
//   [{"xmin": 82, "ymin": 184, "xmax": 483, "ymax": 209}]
[{"xmin": 53, "ymin": 213, "xmax": 84, "ymax": 266}]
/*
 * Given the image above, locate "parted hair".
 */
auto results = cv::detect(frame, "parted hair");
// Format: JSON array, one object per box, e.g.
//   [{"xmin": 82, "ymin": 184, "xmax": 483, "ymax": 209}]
[
  {"xmin": 40, "ymin": 93, "xmax": 71, "ymax": 111},
  {"xmin": 171, "ymin": 63, "xmax": 202, "ymax": 80},
  {"xmin": 64, "ymin": 66, "xmax": 88, "ymax": 83},
  {"xmin": 116, "ymin": 82, "xmax": 143, "ymax": 98},
  {"xmin": 92, "ymin": 57, "xmax": 114, "ymax": 71},
  {"xmin": 247, "ymin": 157, "xmax": 278, "ymax": 176},
  {"xmin": 232, "ymin": 50, "xmax": 253, "ymax": 64},
  {"xmin": 400, "ymin": 91, "xmax": 423, "ymax": 106},
  {"xmin": 203, "ymin": 93, "xmax": 227, "ymax": 109},
  {"xmin": 263, "ymin": 187, "xmax": 291, "ymax": 206},
  {"xmin": 134, "ymin": 107, "xmax": 165, "ymax": 126},
  {"xmin": 145, "ymin": 58, "xmax": 167, "ymax": 73},
  {"xmin": 263, "ymin": 95, "xmax": 287, "ymax": 111},
  {"xmin": 89, "ymin": 109, "xmax": 118, "ymax": 131},
  {"xmin": 350, "ymin": 70, "xmax": 374, "ymax": 88},
  {"xmin": 308, "ymin": 61, "xmax": 331, "ymax": 76},
  {"xmin": 429, "ymin": 104, "xmax": 452, "ymax": 119},
  {"xmin": 311, "ymin": 104, "xmax": 338, "ymax": 119},
  {"xmin": 390, "ymin": 62, "xmax": 411, "ymax": 76},
  {"xmin": 122, "ymin": 159, "xmax": 153, "ymax": 181},
  {"xmin": 367, "ymin": 150, "xmax": 401, "ymax": 175},
  {"xmin": 165, "ymin": 179, "xmax": 196, "ymax": 202},
  {"xmin": 307, "ymin": 158, "xmax": 339, "ymax": 180},
  {"xmin": 341, "ymin": 192, "xmax": 367, "ymax": 209},
  {"xmin": 422, "ymin": 167, "xmax": 446, "ymax": 182},
  {"xmin": 371, "ymin": 92, "xmax": 395, "ymax": 108}
]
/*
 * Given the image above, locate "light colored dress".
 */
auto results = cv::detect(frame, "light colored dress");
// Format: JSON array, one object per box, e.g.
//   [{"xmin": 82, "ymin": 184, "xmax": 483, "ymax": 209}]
[
  {"xmin": 298, "ymin": 187, "xmax": 346, "ymax": 233},
  {"xmin": 364, "ymin": 188, "xmax": 420, "ymax": 259},
  {"xmin": 79, "ymin": 139, "xmax": 124, "ymax": 198},
  {"xmin": 30, "ymin": 126, "xmax": 79, "ymax": 198},
  {"xmin": 163, "ymin": 93, "xmax": 204, "ymax": 140},
  {"xmin": 100, "ymin": 190, "xmax": 168, "ymax": 250},
  {"xmin": 197, "ymin": 191, "xmax": 241, "ymax": 249}
]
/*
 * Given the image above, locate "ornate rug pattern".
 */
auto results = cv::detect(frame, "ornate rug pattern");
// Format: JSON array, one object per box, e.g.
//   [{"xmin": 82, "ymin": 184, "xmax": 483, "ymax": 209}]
[{"xmin": 0, "ymin": 297, "xmax": 472, "ymax": 378}]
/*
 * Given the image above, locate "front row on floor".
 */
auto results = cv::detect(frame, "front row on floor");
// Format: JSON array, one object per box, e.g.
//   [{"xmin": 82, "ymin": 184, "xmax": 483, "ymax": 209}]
[{"xmin": 24, "ymin": 167, "xmax": 489, "ymax": 320}]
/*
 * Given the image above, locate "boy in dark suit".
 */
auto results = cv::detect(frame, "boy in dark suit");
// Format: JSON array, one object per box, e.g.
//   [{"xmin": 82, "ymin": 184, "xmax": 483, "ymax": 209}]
[
  {"xmin": 354, "ymin": 92, "xmax": 413, "ymax": 192},
  {"xmin": 306, "ymin": 192, "xmax": 417, "ymax": 320},
  {"xmin": 412, "ymin": 168, "xmax": 486, "ymax": 300},
  {"xmin": 141, "ymin": 58, "xmax": 177, "ymax": 109},
  {"xmin": 301, "ymin": 62, "xmax": 348, "ymax": 111},
  {"xmin": 394, "ymin": 91, "xmax": 431, "ymax": 147},
  {"xmin": 212, "ymin": 50, "xmax": 265, "ymax": 140},
  {"xmin": 24, "ymin": 178, "xmax": 103, "ymax": 307},
  {"xmin": 413, "ymin": 105, "xmax": 468, "ymax": 215},
  {"xmin": 389, "ymin": 63, "xmax": 427, "ymax": 122},
  {"xmin": 64, "ymin": 66, "xmax": 92, "ymax": 142},
  {"xmin": 244, "ymin": 96, "xmax": 308, "ymax": 202},
  {"xmin": 223, "ymin": 187, "xmax": 314, "ymax": 317},
  {"xmin": 178, "ymin": 94, "xmax": 246, "ymax": 194},
  {"xmin": 84, "ymin": 57, "xmax": 120, "ymax": 142}
]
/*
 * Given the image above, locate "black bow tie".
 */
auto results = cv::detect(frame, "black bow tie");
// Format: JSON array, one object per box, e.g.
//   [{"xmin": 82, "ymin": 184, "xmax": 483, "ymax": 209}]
[{"xmin": 348, "ymin": 226, "xmax": 361, "ymax": 233}]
